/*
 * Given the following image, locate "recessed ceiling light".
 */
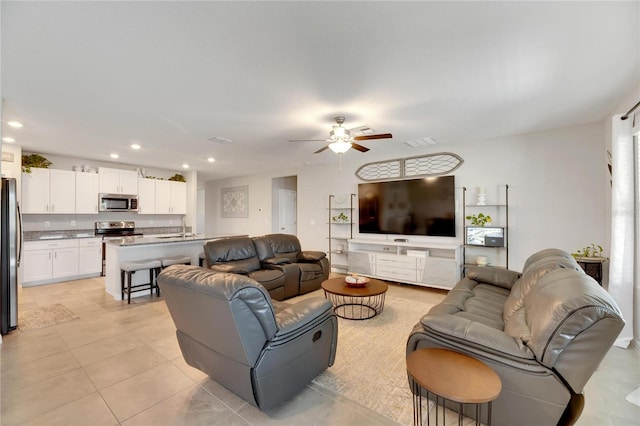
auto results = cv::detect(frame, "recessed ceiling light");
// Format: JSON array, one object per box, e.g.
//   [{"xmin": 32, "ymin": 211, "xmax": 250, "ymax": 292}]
[
  {"xmin": 110, "ymin": 153, "xmax": 119, "ymax": 159},
  {"xmin": 130, "ymin": 144, "xmax": 141, "ymax": 150},
  {"xmin": 182, "ymin": 163, "xmax": 189, "ymax": 169},
  {"xmin": 207, "ymin": 157, "xmax": 215, "ymax": 163},
  {"xmin": 2, "ymin": 137, "xmax": 15, "ymax": 143},
  {"xmin": 7, "ymin": 121, "xmax": 23, "ymax": 128}
]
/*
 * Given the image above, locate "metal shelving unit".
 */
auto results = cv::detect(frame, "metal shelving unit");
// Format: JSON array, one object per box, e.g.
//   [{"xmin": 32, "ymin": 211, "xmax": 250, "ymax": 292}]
[
  {"xmin": 328, "ymin": 194, "xmax": 356, "ymax": 272},
  {"xmin": 462, "ymin": 185, "xmax": 509, "ymax": 273}
]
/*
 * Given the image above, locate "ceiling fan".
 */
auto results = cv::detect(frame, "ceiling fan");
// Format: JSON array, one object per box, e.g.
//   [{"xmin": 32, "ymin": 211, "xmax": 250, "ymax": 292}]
[{"xmin": 290, "ymin": 116, "xmax": 392, "ymax": 154}]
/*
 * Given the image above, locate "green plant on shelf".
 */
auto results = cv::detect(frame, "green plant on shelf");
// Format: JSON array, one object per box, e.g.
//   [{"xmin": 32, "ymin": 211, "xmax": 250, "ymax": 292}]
[
  {"xmin": 572, "ymin": 243, "xmax": 605, "ymax": 259},
  {"xmin": 332, "ymin": 212, "xmax": 349, "ymax": 223},
  {"xmin": 465, "ymin": 213, "xmax": 492, "ymax": 227},
  {"xmin": 21, "ymin": 154, "xmax": 52, "ymax": 173}
]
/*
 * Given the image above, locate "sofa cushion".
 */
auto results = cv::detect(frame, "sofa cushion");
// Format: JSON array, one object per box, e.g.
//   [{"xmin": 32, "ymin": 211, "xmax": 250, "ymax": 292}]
[
  {"xmin": 248, "ymin": 269, "xmax": 286, "ymax": 291},
  {"xmin": 503, "ymin": 254, "xmax": 582, "ymax": 322},
  {"xmin": 467, "ymin": 267, "xmax": 521, "ymax": 290},
  {"xmin": 297, "ymin": 263, "xmax": 322, "ymax": 281},
  {"xmin": 428, "ymin": 278, "xmax": 509, "ymax": 330}
]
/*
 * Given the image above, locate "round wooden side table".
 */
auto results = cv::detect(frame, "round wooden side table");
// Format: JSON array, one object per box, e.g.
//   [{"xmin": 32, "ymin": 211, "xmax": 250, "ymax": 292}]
[
  {"xmin": 321, "ymin": 277, "xmax": 388, "ymax": 320},
  {"xmin": 406, "ymin": 348, "xmax": 502, "ymax": 426}
]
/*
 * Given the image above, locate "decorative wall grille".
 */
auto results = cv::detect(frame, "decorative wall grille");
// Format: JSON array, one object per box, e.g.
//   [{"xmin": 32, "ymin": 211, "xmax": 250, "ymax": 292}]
[{"xmin": 355, "ymin": 152, "xmax": 464, "ymax": 181}]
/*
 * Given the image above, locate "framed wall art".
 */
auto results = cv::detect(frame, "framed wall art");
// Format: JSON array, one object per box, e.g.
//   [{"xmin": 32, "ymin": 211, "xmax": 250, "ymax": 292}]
[{"xmin": 221, "ymin": 185, "xmax": 249, "ymax": 218}]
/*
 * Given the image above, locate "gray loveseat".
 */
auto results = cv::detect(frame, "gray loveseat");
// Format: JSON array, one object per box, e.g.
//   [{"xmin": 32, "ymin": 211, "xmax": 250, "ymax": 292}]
[
  {"xmin": 204, "ymin": 234, "xmax": 329, "ymax": 300},
  {"xmin": 407, "ymin": 248, "xmax": 624, "ymax": 426},
  {"xmin": 158, "ymin": 265, "xmax": 338, "ymax": 410}
]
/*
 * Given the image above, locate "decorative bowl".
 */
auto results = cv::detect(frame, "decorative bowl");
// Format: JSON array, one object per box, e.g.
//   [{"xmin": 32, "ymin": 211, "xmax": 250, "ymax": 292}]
[{"xmin": 345, "ymin": 276, "xmax": 369, "ymax": 287}]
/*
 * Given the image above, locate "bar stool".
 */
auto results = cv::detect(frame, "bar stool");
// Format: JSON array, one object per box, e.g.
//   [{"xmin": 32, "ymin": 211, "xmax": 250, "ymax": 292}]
[
  {"xmin": 161, "ymin": 255, "xmax": 192, "ymax": 269},
  {"xmin": 120, "ymin": 259, "xmax": 162, "ymax": 304},
  {"xmin": 198, "ymin": 252, "xmax": 205, "ymax": 267}
]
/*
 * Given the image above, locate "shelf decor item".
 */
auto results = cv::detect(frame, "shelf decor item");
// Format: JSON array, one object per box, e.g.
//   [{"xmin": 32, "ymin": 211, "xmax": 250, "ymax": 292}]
[
  {"xmin": 465, "ymin": 213, "xmax": 492, "ymax": 227},
  {"xmin": 476, "ymin": 186, "xmax": 487, "ymax": 205},
  {"xmin": 332, "ymin": 212, "xmax": 349, "ymax": 223}
]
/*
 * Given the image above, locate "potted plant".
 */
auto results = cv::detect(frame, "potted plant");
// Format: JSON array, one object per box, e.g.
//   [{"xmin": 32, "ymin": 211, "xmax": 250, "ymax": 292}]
[
  {"xmin": 332, "ymin": 212, "xmax": 349, "ymax": 223},
  {"xmin": 465, "ymin": 213, "xmax": 492, "ymax": 227},
  {"xmin": 21, "ymin": 154, "xmax": 52, "ymax": 173},
  {"xmin": 168, "ymin": 173, "xmax": 186, "ymax": 182},
  {"xmin": 572, "ymin": 243, "xmax": 606, "ymax": 260}
]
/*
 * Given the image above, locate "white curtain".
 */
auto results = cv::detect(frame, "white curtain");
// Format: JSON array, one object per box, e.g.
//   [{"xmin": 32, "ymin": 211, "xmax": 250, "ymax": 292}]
[{"xmin": 609, "ymin": 114, "xmax": 637, "ymax": 348}]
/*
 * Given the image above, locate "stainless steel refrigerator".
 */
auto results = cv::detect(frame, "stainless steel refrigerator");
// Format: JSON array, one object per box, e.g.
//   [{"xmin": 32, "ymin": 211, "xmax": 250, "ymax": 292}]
[{"xmin": 1, "ymin": 177, "xmax": 22, "ymax": 334}]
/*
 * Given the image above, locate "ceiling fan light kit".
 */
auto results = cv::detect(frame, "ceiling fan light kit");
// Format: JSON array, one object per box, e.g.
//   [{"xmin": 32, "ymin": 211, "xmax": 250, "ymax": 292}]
[
  {"xmin": 329, "ymin": 140, "xmax": 352, "ymax": 154},
  {"xmin": 291, "ymin": 116, "xmax": 392, "ymax": 154}
]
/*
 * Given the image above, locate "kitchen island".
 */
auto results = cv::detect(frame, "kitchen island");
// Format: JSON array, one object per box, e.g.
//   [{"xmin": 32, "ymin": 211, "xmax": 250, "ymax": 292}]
[{"xmin": 104, "ymin": 233, "xmax": 243, "ymax": 300}]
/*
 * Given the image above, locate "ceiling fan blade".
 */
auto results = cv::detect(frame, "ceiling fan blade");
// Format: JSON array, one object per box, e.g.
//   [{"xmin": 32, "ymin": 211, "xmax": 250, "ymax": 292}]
[
  {"xmin": 351, "ymin": 143, "xmax": 370, "ymax": 153},
  {"xmin": 353, "ymin": 133, "xmax": 392, "ymax": 141},
  {"xmin": 289, "ymin": 139, "xmax": 327, "ymax": 142},
  {"xmin": 314, "ymin": 145, "xmax": 330, "ymax": 154}
]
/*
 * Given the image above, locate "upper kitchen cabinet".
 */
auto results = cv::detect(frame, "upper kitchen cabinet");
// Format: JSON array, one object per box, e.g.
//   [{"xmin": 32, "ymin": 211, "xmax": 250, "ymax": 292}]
[
  {"xmin": 137, "ymin": 177, "xmax": 156, "ymax": 214},
  {"xmin": 98, "ymin": 167, "xmax": 138, "ymax": 194},
  {"xmin": 22, "ymin": 169, "xmax": 76, "ymax": 214},
  {"xmin": 154, "ymin": 180, "xmax": 186, "ymax": 214},
  {"xmin": 75, "ymin": 171, "xmax": 99, "ymax": 214}
]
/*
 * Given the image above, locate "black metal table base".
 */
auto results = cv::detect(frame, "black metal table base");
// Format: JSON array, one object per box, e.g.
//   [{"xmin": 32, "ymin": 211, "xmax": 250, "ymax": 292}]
[
  {"xmin": 323, "ymin": 292, "xmax": 386, "ymax": 320},
  {"xmin": 412, "ymin": 379, "xmax": 492, "ymax": 426}
]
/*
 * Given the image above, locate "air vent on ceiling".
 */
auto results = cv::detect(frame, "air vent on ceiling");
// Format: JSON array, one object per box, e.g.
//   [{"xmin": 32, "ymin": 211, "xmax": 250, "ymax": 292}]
[
  {"xmin": 208, "ymin": 136, "xmax": 234, "ymax": 144},
  {"xmin": 404, "ymin": 137, "xmax": 437, "ymax": 147}
]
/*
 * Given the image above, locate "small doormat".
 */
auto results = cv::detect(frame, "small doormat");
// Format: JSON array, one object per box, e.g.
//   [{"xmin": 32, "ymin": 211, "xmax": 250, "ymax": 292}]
[{"xmin": 18, "ymin": 304, "xmax": 79, "ymax": 330}]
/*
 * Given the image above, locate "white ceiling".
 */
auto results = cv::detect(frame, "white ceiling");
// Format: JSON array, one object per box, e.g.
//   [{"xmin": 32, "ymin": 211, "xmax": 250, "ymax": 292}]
[{"xmin": 2, "ymin": 1, "xmax": 639, "ymax": 182}]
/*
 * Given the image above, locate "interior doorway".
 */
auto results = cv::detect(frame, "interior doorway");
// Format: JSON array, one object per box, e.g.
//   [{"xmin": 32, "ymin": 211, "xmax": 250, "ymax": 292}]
[{"xmin": 272, "ymin": 176, "xmax": 297, "ymax": 235}]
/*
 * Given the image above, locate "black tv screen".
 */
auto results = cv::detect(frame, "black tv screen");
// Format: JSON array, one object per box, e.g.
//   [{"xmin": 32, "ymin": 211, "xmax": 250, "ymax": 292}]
[{"xmin": 358, "ymin": 176, "xmax": 456, "ymax": 237}]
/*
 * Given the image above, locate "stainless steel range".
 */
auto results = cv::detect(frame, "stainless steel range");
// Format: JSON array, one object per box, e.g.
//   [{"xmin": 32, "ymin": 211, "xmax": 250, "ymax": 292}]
[{"xmin": 95, "ymin": 221, "xmax": 143, "ymax": 276}]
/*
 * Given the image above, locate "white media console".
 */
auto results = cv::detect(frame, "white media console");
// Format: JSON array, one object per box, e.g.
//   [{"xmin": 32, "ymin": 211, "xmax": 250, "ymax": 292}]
[{"xmin": 347, "ymin": 239, "xmax": 461, "ymax": 290}]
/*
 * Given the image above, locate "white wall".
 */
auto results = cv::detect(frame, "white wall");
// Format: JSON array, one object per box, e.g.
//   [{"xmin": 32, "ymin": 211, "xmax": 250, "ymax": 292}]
[{"xmin": 205, "ymin": 120, "xmax": 607, "ymax": 272}]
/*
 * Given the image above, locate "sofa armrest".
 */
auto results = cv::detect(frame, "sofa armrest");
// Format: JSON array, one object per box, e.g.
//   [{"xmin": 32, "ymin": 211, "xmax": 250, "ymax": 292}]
[
  {"xmin": 209, "ymin": 264, "xmax": 248, "ymax": 275},
  {"xmin": 261, "ymin": 257, "xmax": 291, "ymax": 266},
  {"xmin": 297, "ymin": 251, "xmax": 327, "ymax": 262},
  {"xmin": 466, "ymin": 266, "xmax": 521, "ymax": 290},
  {"xmin": 274, "ymin": 297, "xmax": 334, "ymax": 338},
  {"xmin": 419, "ymin": 314, "xmax": 535, "ymax": 360}
]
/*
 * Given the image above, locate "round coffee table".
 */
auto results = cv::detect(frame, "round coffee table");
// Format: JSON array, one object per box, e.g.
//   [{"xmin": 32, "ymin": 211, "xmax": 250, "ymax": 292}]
[
  {"xmin": 406, "ymin": 348, "xmax": 502, "ymax": 426},
  {"xmin": 321, "ymin": 277, "xmax": 388, "ymax": 320}
]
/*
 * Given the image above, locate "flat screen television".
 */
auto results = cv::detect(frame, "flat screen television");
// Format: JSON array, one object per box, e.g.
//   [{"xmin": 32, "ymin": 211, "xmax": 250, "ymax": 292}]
[{"xmin": 358, "ymin": 176, "xmax": 456, "ymax": 237}]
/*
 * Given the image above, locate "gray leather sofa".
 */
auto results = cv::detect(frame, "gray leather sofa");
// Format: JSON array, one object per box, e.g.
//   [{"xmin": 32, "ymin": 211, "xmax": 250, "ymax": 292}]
[
  {"xmin": 252, "ymin": 233, "xmax": 330, "ymax": 297},
  {"xmin": 158, "ymin": 265, "xmax": 338, "ymax": 410},
  {"xmin": 203, "ymin": 236, "xmax": 298, "ymax": 300},
  {"xmin": 406, "ymin": 248, "xmax": 624, "ymax": 426},
  {"xmin": 204, "ymin": 234, "xmax": 329, "ymax": 300}
]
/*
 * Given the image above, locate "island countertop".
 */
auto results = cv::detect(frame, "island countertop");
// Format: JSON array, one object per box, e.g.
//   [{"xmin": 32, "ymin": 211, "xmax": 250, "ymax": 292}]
[
  {"xmin": 105, "ymin": 233, "xmax": 245, "ymax": 246},
  {"xmin": 103, "ymin": 233, "xmax": 245, "ymax": 300}
]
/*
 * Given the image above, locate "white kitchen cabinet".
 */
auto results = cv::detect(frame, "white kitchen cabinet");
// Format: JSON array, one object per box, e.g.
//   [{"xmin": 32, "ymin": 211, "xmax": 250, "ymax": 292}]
[
  {"xmin": 22, "ymin": 240, "xmax": 80, "ymax": 286},
  {"xmin": 137, "ymin": 177, "xmax": 156, "ymax": 214},
  {"xmin": 154, "ymin": 180, "xmax": 186, "ymax": 214},
  {"xmin": 98, "ymin": 167, "xmax": 138, "ymax": 194},
  {"xmin": 21, "ymin": 247, "xmax": 53, "ymax": 283},
  {"xmin": 21, "ymin": 169, "xmax": 76, "ymax": 214},
  {"xmin": 75, "ymin": 171, "xmax": 99, "ymax": 213},
  {"xmin": 78, "ymin": 238, "xmax": 102, "ymax": 275}
]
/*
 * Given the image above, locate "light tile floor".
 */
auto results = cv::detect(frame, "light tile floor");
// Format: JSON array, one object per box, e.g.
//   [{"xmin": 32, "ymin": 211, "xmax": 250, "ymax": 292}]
[{"xmin": 1, "ymin": 276, "xmax": 638, "ymax": 426}]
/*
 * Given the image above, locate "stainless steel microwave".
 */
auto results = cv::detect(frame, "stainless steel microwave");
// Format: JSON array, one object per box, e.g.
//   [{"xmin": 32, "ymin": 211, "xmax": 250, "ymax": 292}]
[{"xmin": 99, "ymin": 193, "xmax": 138, "ymax": 212}]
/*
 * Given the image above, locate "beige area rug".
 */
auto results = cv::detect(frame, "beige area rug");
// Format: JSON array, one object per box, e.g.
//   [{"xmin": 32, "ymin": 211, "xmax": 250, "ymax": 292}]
[
  {"xmin": 313, "ymin": 294, "xmax": 433, "ymax": 425},
  {"xmin": 18, "ymin": 303, "xmax": 79, "ymax": 330}
]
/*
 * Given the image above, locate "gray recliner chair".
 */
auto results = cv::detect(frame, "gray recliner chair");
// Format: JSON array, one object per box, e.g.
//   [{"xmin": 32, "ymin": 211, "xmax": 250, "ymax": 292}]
[
  {"xmin": 158, "ymin": 265, "xmax": 338, "ymax": 410},
  {"xmin": 253, "ymin": 233, "xmax": 330, "ymax": 297}
]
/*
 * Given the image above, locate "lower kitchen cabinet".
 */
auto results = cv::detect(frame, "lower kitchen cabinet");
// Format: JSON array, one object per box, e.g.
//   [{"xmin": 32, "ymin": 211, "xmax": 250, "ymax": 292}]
[{"xmin": 22, "ymin": 238, "xmax": 102, "ymax": 286}]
